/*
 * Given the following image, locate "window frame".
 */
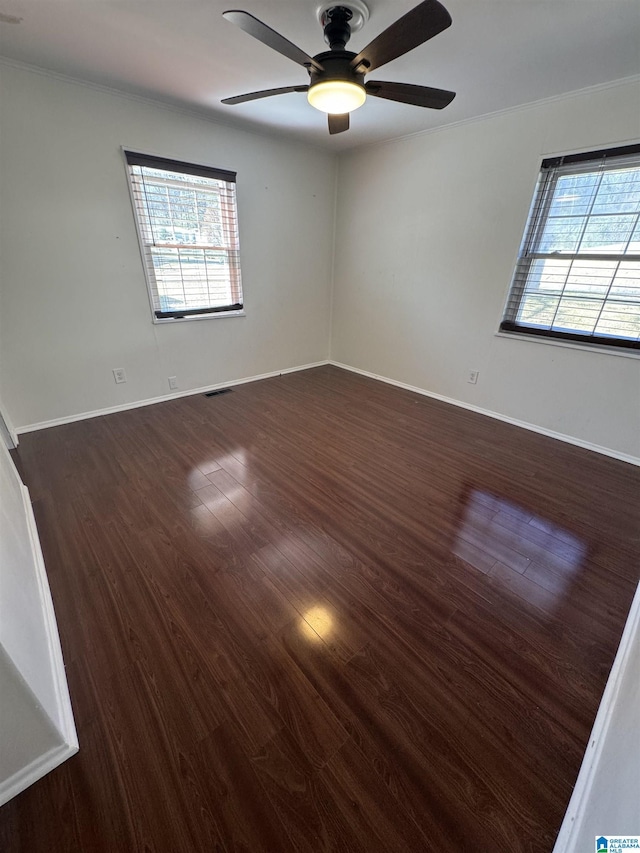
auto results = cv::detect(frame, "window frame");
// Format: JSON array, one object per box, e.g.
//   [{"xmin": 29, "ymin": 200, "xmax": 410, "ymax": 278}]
[
  {"xmin": 500, "ymin": 143, "xmax": 640, "ymax": 352},
  {"xmin": 123, "ymin": 148, "xmax": 245, "ymax": 324}
]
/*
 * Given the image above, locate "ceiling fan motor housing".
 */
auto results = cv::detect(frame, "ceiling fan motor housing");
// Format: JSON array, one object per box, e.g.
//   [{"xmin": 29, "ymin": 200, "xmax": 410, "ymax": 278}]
[{"xmin": 307, "ymin": 51, "xmax": 364, "ymax": 90}]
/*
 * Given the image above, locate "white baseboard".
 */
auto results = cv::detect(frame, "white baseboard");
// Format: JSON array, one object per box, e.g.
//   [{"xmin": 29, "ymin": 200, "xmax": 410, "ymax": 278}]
[
  {"xmin": 0, "ymin": 454, "xmax": 79, "ymax": 807},
  {"xmin": 15, "ymin": 360, "xmax": 330, "ymax": 435},
  {"xmin": 552, "ymin": 581, "xmax": 640, "ymax": 852},
  {"xmin": 0, "ymin": 399, "xmax": 18, "ymax": 447},
  {"xmin": 0, "ymin": 741, "xmax": 78, "ymax": 808},
  {"xmin": 329, "ymin": 361, "xmax": 640, "ymax": 468},
  {"xmin": 22, "ymin": 479, "xmax": 78, "ymax": 748},
  {"xmin": 14, "ymin": 358, "xmax": 639, "ymax": 467}
]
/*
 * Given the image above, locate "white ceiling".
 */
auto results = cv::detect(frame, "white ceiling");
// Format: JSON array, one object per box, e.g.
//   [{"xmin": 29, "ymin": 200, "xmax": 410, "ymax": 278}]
[{"xmin": 1, "ymin": 0, "xmax": 639, "ymax": 150}]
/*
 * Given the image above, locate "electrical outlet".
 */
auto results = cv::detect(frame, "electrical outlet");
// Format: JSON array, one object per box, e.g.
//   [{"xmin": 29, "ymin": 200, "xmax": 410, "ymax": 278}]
[
  {"xmin": 113, "ymin": 368, "xmax": 127, "ymax": 384},
  {"xmin": 468, "ymin": 370, "xmax": 479, "ymax": 385},
  {"xmin": 168, "ymin": 376, "xmax": 178, "ymax": 391}
]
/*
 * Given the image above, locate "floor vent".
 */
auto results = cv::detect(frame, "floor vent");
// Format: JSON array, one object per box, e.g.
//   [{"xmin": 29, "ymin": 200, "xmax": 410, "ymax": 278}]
[{"xmin": 204, "ymin": 388, "xmax": 232, "ymax": 398}]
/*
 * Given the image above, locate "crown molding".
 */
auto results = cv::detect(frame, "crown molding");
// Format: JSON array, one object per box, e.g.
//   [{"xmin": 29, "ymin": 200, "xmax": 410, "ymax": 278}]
[
  {"xmin": 2, "ymin": 55, "xmax": 638, "ymax": 156},
  {"xmin": 0, "ymin": 56, "xmax": 330, "ymax": 154},
  {"xmin": 349, "ymin": 74, "xmax": 640, "ymax": 155}
]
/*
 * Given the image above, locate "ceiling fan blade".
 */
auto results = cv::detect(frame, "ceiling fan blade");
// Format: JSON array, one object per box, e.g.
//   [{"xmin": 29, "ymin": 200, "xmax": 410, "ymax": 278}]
[
  {"xmin": 222, "ymin": 85, "xmax": 309, "ymax": 105},
  {"xmin": 328, "ymin": 113, "xmax": 350, "ymax": 135},
  {"xmin": 366, "ymin": 80, "xmax": 455, "ymax": 109},
  {"xmin": 351, "ymin": 0, "xmax": 452, "ymax": 74},
  {"xmin": 223, "ymin": 11, "xmax": 323, "ymax": 72}
]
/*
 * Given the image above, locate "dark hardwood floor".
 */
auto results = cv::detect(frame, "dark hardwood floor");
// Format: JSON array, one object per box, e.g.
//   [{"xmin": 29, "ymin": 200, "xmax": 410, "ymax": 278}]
[{"xmin": 2, "ymin": 365, "xmax": 639, "ymax": 852}]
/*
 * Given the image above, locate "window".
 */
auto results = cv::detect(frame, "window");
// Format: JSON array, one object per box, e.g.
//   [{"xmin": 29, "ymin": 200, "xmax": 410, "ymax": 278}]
[
  {"xmin": 124, "ymin": 150, "xmax": 243, "ymax": 321},
  {"xmin": 501, "ymin": 144, "xmax": 640, "ymax": 350}
]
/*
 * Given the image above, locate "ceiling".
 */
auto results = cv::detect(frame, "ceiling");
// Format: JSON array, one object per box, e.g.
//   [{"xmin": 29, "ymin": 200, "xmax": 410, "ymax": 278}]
[{"xmin": 1, "ymin": 0, "xmax": 639, "ymax": 150}]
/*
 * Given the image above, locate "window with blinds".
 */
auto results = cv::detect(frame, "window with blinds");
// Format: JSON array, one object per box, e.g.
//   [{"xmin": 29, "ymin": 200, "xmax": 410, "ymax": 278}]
[
  {"xmin": 501, "ymin": 144, "xmax": 640, "ymax": 350},
  {"xmin": 124, "ymin": 151, "xmax": 243, "ymax": 321}
]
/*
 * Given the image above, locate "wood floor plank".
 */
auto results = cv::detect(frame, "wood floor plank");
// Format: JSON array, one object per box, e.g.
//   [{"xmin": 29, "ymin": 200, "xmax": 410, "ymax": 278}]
[
  {"xmin": 319, "ymin": 737, "xmax": 439, "ymax": 852},
  {"xmin": 248, "ymin": 727, "xmax": 368, "ymax": 853},
  {"xmin": 276, "ymin": 618, "xmax": 479, "ymax": 847},
  {"xmin": 3, "ymin": 364, "xmax": 639, "ymax": 852},
  {"xmin": 81, "ymin": 665, "xmax": 204, "ymax": 853},
  {"xmin": 178, "ymin": 723, "xmax": 298, "ymax": 853}
]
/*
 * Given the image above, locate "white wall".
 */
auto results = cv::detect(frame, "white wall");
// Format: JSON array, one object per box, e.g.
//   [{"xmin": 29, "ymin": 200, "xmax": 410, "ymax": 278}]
[
  {"xmin": 2, "ymin": 65, "xmax": 638, "ymax": 458},
  {"xmin": 0, "ymin": 440, "xmax": 77, "ymax": 804},
  {"xmin": 554, "ymin": 582, "xmax": 640, "ymax": 852},
  {"xmin": 0, "ymin": 437, "xmax": 58, "ymax": 721},
  {"xmin": 0, "ymin": 652, "xmax": 65, "ymax": 800},
  {"xmin": 0, "ymin": 63, "xmax": 335, "ymax": 430},
  {"xmin": 331, "ymin": 79, "xmax": 640, "ymax": 460}
]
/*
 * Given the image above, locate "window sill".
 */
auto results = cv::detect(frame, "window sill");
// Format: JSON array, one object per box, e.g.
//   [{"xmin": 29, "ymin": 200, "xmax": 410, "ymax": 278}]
[
  {"xmin": 494, "ymin": 330, "xmax": 640, "ymax": 360},
  {"xmin": 153, "ymin": 310, "xmax": 246, "ymax": 325}
]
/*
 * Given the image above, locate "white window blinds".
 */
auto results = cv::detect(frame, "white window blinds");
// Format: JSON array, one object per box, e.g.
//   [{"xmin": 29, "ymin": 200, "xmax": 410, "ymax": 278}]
[
  {"xmin": 125, "ymin": 151, "xmax": 243, "ymax": 320},
  {"xmin": 501, "ymin": 144, "xmax": 640, "ymax": 350}
]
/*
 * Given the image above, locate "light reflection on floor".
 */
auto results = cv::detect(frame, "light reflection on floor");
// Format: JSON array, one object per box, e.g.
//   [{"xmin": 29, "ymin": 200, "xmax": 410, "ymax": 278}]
[
  {"xmin": 190, "ymin": 503, "xmax": 220, "ymax": 536},
  {"xmin": 188, "ymin": 468, "xmax": 209, "ymax": 490},
  {"xmin": 216, "ymin": 450, "xmax": 248, "ymax": 470},
  {"xmin": 188, "ymin": 449, "xmax": 252, "ymax": 526},
  {"xmin": 452, "ymin": 488, "xmax": 587, "ymax": 613},
  {"xmin": 193, "ymin": 450, "xmax": 248, "ymax": 483},
  {"xmin": 300, "ymin": 605, "xmax": 333, "ymax": 642}
]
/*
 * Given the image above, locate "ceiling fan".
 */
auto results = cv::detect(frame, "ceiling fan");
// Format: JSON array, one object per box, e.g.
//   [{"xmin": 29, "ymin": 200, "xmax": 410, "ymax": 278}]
[{"xmin": 221, "ymin": 0, "xmax": 455, "ymax": 135}]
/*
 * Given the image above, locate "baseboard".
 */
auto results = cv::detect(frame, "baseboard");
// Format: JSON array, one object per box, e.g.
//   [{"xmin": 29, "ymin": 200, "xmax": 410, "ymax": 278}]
[
  {"xmin": 0, "ymin": 399, "xmax": 18, "ymax": 447},
  {"xmin": 329, "ymin": 361, "xmax": 640, "ymax": 468},
  {"xmin": 552, "ymin": 580, "xmax": 640, "ymax": 852},
  {"xmin": 22, "ymin": 478, "xmax": 78, "ymax": 748},
  {"xmin": 0, "ymin": 741, "xmax": 78, "ymax": 808},
  {"xmin": 0, "ymin": 451, "xmax": 78, "ymax": 807},
  {"xmin": 15, "ymin": 360, "xmax": 330, "ymax": 435},
  {"xmin": 15, "ymin": 358, "xmax": 639, "ymax": 467}
]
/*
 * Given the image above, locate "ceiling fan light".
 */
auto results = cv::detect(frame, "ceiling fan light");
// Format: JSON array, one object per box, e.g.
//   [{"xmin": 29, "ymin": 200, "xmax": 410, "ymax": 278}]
[{"xmin": 307, "ymin": 80, "xmax": 366, "ymax": 114}]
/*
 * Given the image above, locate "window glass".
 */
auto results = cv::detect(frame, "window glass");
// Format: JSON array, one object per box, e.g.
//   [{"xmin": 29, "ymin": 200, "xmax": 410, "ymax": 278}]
[
  {"xmin": 125, "ymin": 152, "xmax": 243, "ymax": 321},
  {"xmin": 501, "ymin": 146, "xmax": 640, "ymax": 350}
]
